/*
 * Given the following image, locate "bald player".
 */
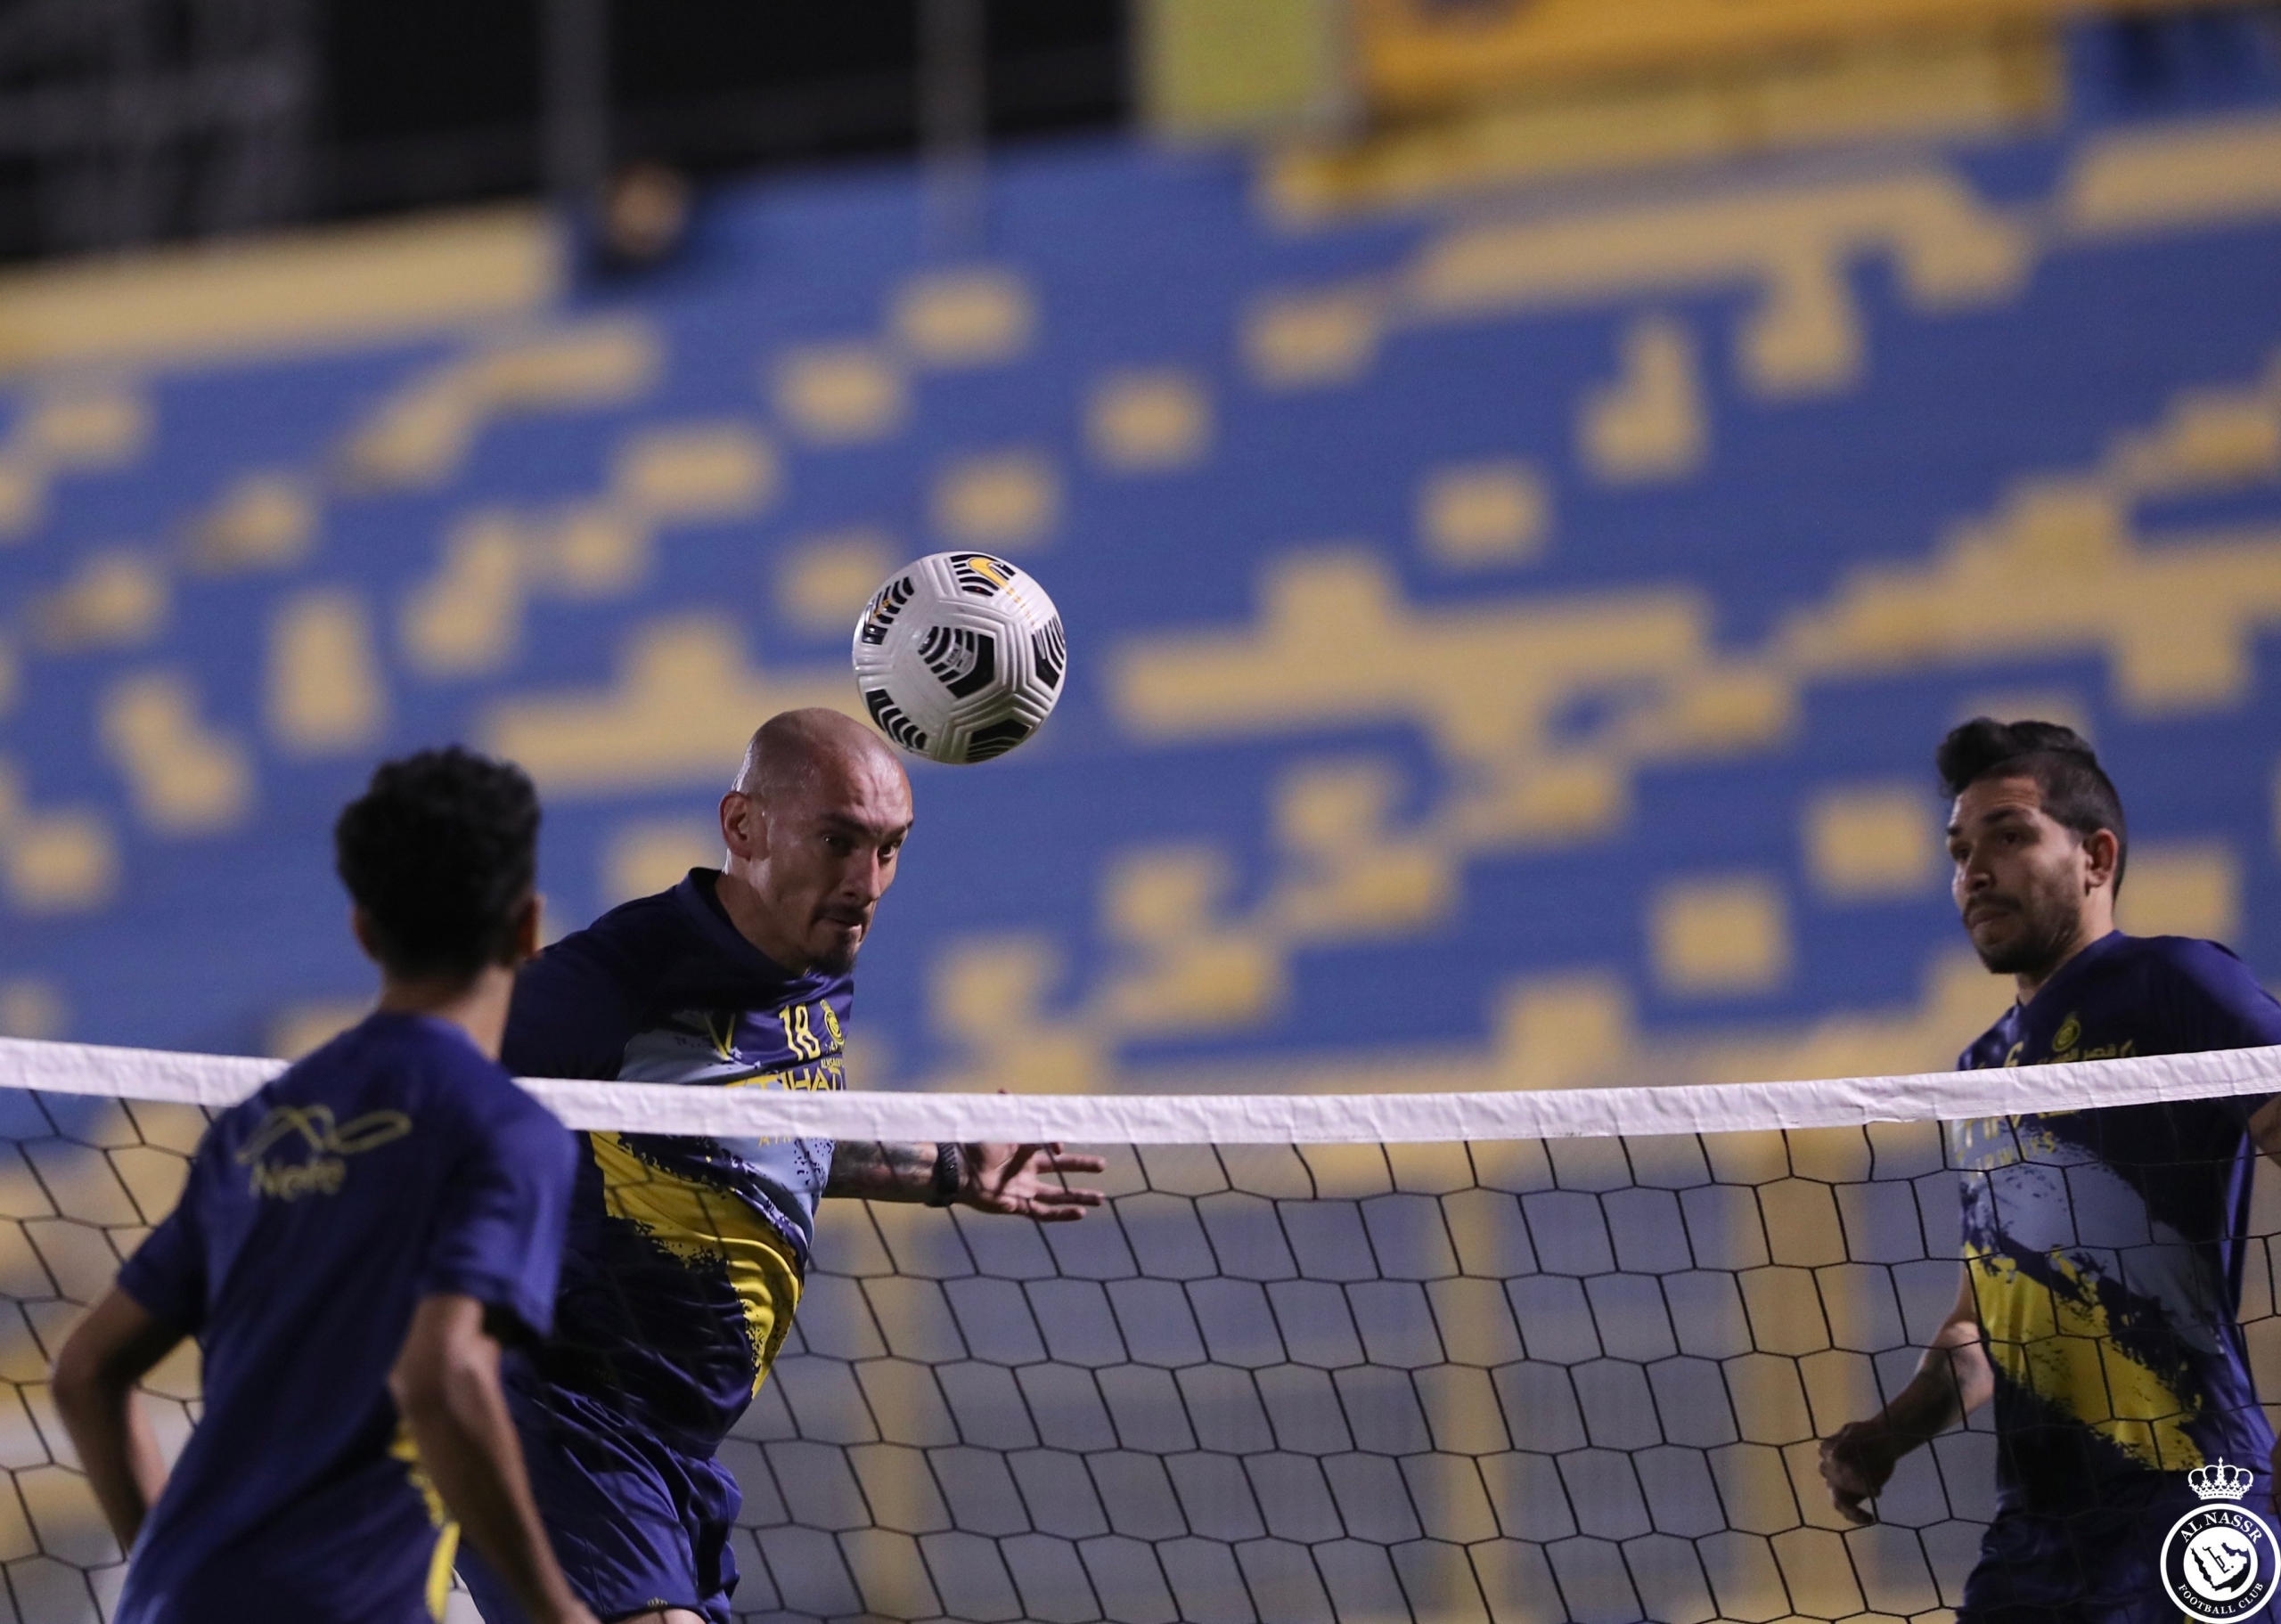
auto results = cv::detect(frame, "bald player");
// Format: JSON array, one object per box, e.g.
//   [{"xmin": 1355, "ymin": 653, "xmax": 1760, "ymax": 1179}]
[{"xmin": 459, "ymin": 709, "xmax": 1104, "ymax": 1624}]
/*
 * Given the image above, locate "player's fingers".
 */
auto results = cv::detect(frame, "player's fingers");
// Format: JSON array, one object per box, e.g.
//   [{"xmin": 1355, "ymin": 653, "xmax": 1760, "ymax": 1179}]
[
  {"xmin": 1045, "ymin": 1153, "xmax": 1108, "ymax": 1174},
  {"xmin": 1031, "ymin": 1187, "xmax": 1104, "ymax": 1207}
]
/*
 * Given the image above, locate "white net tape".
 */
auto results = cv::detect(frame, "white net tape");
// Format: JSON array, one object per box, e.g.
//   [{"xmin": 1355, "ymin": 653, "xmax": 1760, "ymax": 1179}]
[
  {"xmin": 7, "ymin": 1035, "xmax": 2279, "ymax": 1140},
  {"xmin": 4, "ymin": 1037, "xmax": 2280, "ymax": 1622}
]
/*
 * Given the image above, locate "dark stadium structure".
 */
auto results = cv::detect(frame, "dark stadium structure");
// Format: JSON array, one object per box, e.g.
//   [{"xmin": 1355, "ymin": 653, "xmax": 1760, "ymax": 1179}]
[{"xmin": 0, "ymin": 0, "xmax": 1124, "ymax": 263}]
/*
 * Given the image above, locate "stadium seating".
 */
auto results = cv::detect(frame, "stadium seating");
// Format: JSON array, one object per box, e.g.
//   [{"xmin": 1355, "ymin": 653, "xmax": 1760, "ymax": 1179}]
[
  {"xmin": 6, "ymin": 23, "xmax": 2281, "ymax": 1615},
  {"xmin": 7, "ymin": 40, "xmax": 2281, "ymax": 1096}
]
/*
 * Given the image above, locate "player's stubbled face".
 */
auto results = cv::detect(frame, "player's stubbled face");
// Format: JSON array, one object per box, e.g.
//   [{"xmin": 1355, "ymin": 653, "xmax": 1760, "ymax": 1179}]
[
  {"xmin": 762, "ymin": 753, "xmax": 913, "ymax": 974},
  {"xmin": 1947, "ymin": 776, "xmax": 2090, "ymax": 979}
]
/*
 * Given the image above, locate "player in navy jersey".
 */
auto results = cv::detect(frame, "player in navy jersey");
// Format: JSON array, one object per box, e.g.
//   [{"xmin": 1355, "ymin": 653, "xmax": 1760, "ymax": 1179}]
[
  {"xmin": 52, "ymin": 749, "xmax": 595, "ymax": 1624},
  {"xmin": 459, "ymin": 708, "xmax": 1105, "ymax": 1624},
  {"xmin": 1819, "ymin": 718, "xmax": 2281, "ymax": 1622}
]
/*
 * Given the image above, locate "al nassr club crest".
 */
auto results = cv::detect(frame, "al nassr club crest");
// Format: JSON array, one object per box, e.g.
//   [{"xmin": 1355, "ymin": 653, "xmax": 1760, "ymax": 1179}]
[{"xmin": 2162, "ymin": 1460, "xmax": 2277, "ymax": 1623}]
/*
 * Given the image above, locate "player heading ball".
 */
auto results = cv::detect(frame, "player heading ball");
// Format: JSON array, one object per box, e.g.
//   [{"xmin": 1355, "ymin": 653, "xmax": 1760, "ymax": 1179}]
[
  {"xmin": 459, "ymin": 708, "xmax": 1103, "ymax": 1624},
  {"xmin": 54, "ymin": 747, "xmax": 596, "ymax": 1624}
]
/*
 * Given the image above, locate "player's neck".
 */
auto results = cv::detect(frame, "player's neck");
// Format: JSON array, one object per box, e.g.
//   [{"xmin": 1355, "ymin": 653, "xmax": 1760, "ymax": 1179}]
[
  {"xmin": 2013, "ymin": 904, "xmax": 2118, "ymax": 1004},
  {"xmin": 373, "ymin": 964, "xmax": 518, "ymax": 1061},
  {"xmin": 712, "ymin": 865, "xmax": 810, "ymax": 973}
]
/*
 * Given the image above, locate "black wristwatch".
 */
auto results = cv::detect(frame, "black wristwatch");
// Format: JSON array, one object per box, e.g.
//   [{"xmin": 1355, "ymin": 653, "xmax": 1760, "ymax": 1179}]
[{"xmin": 927, "ymin": 1142, "xmax": 963, "ymax": 1207}]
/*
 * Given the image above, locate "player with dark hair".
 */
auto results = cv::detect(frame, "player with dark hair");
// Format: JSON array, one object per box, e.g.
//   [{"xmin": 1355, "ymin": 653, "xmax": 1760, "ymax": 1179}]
[
  {"xmin": 53, "ymin": 747, "xmax": 594, "ymax": 1624},
  {"xmin": 459, "ymin": 707, "xmax": 1105, "ymax": 1624},
  {"xmin": 1819, "ymin": 717, "xmax": 2281, "ymax": 1620}
]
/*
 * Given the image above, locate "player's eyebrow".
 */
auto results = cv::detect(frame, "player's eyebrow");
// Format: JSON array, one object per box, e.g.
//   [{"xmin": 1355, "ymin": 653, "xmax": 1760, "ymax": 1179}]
[
  {"xmin": 1948, "ymin": 804, "xmax": 2032, "ymax": 838},
  {"xmin": 820, "ymin": 810, "xmax": 912, "ymax": 841}
]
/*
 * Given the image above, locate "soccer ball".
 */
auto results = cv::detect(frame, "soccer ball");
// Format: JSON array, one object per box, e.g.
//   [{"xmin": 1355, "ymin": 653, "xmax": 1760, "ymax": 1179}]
[{"xmin": 851, "ymin": 551, "xmax": 1067, "ymax": 764}]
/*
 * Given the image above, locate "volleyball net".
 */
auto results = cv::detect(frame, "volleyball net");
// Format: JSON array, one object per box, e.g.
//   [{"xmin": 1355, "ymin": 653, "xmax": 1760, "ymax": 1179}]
[{"xmin": 4, "ymin": 1037, "xmax": 2281, "ymax": 1624}]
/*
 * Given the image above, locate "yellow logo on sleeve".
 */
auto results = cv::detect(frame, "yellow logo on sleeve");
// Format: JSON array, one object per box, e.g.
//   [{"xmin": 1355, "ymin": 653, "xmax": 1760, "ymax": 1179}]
[{"xmin": 235, "ymin": 1104, "xmax": 413, "ymax": 1200}]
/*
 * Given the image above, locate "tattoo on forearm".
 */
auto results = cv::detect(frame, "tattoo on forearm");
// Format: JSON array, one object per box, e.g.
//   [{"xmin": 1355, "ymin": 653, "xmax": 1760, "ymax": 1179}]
[{"xmin": 826, "ymin": 1140, "xmax": 935, "ymax": 1200}]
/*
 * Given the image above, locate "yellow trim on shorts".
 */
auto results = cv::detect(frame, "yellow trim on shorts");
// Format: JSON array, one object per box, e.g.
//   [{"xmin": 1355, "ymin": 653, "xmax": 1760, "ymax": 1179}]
[
  {"xmin": 388, "ymin": 1419, "xmax": 463, "ymax": 1620},
  {"xmin": 425, "ymin": 1524, "xmax": 462, "ymax": 1620}
]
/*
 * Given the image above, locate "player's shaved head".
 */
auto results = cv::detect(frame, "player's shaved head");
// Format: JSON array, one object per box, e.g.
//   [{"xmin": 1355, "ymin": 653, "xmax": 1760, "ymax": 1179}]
[
  {"xmin": 718, "ymin": 709, "xmax": 912, "ymax": 974},
  {"xmin": 732, "ymin": 707, "xmax": 903, "ymax": 803}
]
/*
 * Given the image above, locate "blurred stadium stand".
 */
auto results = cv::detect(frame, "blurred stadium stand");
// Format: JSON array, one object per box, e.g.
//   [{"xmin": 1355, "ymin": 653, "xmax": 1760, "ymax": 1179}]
[
  {"xmin": 0, "ymin": 3, "xmax": 2278, "ymax": 1096},
  {"xmin": 5, "ymin": 5, "xmax": 2281, "ymax": 1620}
]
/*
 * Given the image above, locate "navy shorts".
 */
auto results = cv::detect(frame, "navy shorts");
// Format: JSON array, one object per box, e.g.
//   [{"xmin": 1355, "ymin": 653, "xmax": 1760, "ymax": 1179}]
[
  {"xmin": 1960, "ymin": 1488, "xmax": 2278, "ymax": 1624},
  {"xmin": 458, "ymin": 1383, "xmax": 740, "ymax": 1624}
]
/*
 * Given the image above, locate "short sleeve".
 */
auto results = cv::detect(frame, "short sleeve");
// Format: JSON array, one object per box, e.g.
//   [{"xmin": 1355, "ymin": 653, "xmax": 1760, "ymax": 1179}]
[
  {"xmin": 416, "ymin": 1093, "xmax": 577, "ymax": 1339},
  {"xmin": 2154, "ymin": 938, "xmax": 2281, "ymax": 1121},
  {"xmin": 117, "ymin": 1200, "xmax": 208, "ymax": 1335},
  {"xmin": 503, "ymin": 928, "xmax": 643, "ymax": 1081},
  {"xmin": 2157, "ymin": 940, "xmax": 2281, "ymax": 1046}
]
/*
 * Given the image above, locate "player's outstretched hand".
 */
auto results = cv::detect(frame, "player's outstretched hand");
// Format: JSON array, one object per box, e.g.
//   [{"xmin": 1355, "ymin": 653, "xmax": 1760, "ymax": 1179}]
[
  {"xmin": 965, "ymin": 1142, "xmax": 1108, "ymax": 1221},
  {"xmin": 1817, "ymin": 1421, "xmax": 1897, "ymax": 1526}
]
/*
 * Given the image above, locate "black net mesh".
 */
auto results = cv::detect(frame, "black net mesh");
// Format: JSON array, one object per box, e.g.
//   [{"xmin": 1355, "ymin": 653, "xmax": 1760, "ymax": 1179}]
[
  {"xmin": 6, "ymin": 1088, "xmax": 2281, "ymax": 1623},
  {"xmin": 0, "ymin": 1091, "xmax": 208, "ymax": 1621}
]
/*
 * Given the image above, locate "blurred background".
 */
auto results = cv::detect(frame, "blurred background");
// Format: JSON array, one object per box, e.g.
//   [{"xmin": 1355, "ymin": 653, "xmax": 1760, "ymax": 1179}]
[
  {"xmin": 2, "ymin": 0, "xmax": 2280, "ymax": 1096},
  {"xmin": 11, "ymin": 5, "xmax": 2281, "ymax": 1620}
]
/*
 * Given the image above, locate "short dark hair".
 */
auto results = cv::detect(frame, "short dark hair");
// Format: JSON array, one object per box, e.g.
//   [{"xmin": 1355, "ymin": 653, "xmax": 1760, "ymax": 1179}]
[
  {"xmin": 334, "ymin": 747, "xmax": 541, "ymax": 980},
  {"xmin": 1935, "ymin": 717, "xmax": 2128, "ymax": 894}
]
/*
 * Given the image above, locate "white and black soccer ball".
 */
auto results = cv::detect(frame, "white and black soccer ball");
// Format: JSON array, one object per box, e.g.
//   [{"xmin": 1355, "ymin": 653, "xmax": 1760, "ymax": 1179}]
[{"xmin": 850, "ymin": 551, "xmax": 1067, "ymax": 764}]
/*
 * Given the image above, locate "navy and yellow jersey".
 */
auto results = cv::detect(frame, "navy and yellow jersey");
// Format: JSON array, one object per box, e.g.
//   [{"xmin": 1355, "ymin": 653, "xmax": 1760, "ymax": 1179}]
[
  {"xmin": 1950, "ymin": 931, "xmax": 2281, "ymax": 1526},
  {"xmin": 112, "ymin": 1012, "xmax": 575, "ymax": 1624},
  {"xmin": 502, "ymin": 869, "xmax": 850, "ymax": 1453}
]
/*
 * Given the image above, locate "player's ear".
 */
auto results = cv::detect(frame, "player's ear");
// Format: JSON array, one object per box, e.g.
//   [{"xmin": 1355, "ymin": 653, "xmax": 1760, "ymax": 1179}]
[
  {"xmin": 721, "ymin": 789, "xmax": 765, "ymax": 862},
  {"xmin": 506, "ymin": 892, "xmax": 544, "ymax": 966},
  {"xmin": 349, "ymin": 906, "xmax": 381, "ymax": 966},
  {"xmin": 2083, "ymin": 827, "xmax": 2122, "ymax": 894}
]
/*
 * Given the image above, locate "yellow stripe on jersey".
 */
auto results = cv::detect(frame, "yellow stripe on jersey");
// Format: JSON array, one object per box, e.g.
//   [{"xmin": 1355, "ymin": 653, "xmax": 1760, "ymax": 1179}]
[
  {"xmin": 1967, "ymin": 1241, "xmax": 2203, "ymax": 1473},
  {"xmin": 590, "ymin": 1131, "xmax": 804, "ymax": 1393}
]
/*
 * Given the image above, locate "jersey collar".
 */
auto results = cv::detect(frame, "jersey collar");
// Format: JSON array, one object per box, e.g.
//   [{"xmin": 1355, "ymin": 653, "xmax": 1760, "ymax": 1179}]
[
  {"xmin": 671, "ymin": 868, "xmax": 828, "ymax": 995},
  {"xmin": 2015, "ymin": 926, "xmax": 2127, "ymax": 1021}
]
